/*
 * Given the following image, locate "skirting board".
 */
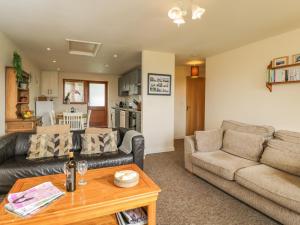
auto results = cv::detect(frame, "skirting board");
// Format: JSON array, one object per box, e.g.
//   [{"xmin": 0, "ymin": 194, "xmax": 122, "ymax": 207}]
[{"xmin": 145, "ymin": 146, "xmax": 174, "ymax": 155}]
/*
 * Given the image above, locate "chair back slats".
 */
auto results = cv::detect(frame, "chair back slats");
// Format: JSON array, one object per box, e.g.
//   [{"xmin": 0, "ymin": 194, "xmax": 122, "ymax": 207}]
[{"xmin": 63, "ymin": 112, "xmax": 84, "ymax": 131}]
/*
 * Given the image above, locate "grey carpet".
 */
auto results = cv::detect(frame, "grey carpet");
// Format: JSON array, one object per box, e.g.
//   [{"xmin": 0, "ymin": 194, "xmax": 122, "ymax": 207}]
[{"xmin": 144, "ymin": 140, "xmax": 280, "ymax": 225}]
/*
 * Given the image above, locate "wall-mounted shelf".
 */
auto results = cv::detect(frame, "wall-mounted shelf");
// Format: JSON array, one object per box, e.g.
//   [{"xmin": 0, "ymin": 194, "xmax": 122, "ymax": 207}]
[
  {"xmin": 266, "ymin": 61, "xmax": 300, "ymax": 92},
  {"xmin": 269, "ymin": 63, "xmax": 300, "ymax": 70},
  {"xmin": 266, "ymin": 80, "xmax": 300, "ymax": 92}
]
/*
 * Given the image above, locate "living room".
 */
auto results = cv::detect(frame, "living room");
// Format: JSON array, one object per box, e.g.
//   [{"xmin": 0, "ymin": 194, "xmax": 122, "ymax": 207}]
[{"xmin": 1, "ymin": 1, "xmax": 300, "ymax": 225}]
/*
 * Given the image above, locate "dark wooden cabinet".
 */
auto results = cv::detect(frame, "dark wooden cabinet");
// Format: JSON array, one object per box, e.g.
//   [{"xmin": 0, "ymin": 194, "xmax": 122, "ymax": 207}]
[{"xmin": 118, "ymin": 67, "xmax": 141, "ymax": 96}]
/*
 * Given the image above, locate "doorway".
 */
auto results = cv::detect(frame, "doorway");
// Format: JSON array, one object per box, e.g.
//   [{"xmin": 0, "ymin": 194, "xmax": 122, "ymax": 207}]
[
  {"xmin": 186, "ymin": 77, "xmax": 205, "ymax": 135},
  {"xmin": 87, "ymin": 81, "xmax": 108, "ymax": 127}
]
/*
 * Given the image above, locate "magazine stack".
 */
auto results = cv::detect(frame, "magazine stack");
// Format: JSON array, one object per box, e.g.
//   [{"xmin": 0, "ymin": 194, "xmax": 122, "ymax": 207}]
[
  {"xmin": 5, "ymin": 182, "xmax": 64, "ymax": 217},
  {"xmin": 116, "ymin": 207, "xmax": 148, "ymax": 225}
]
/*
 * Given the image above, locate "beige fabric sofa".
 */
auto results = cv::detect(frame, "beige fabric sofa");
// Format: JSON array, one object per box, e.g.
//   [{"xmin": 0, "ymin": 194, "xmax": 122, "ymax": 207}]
[{"xmin": 185, "ymin": 120, "xmax": 300, "ymax": 225}]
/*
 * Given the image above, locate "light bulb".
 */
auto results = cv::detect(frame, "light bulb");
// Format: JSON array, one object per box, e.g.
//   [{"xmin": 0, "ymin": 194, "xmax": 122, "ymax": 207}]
[
  {"xmin": 168, "ymin": 7, "xmax": 182, "ymax": 20},
  {"xmin": 173, "ymin": 16, "xmax": 186, "ymax": 26},
  {"xmin": 192, "ymin": 6, "xmax": 205, "ymax": 20}
]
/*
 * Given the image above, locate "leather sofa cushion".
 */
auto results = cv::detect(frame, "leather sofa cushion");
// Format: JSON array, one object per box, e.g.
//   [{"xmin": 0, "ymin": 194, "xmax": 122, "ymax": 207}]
[
  {"xmin": 192, "ymin": 150, "xmax": 258, "ymax": 181},
  {"xmin": 261, "ymin": 139, "xmax": 300, "ymax": 176},
  {"xmin": 195, "ymin": 129, "xmax": 223, "ymax": 152},
  {"xmin": 236, "ymin": 164, "xmax": 300, "ymax": 214},
  {"xmin": 0, "ymin": 151, "xmax": 133, "ymax": 194},
  {"xmin": 222, "ymin": 130, "xmax": 265, "ymax": 162},
  {"xmin": 15, "ymin": 132, "xmax": 33, "ymax": 156},
  {"xmin": 221, "ymin": 120, "xmax": 274, "ymax": 139}
]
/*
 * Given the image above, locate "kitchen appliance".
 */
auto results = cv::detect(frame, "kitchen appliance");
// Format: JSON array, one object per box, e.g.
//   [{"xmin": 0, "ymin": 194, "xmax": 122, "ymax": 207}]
[
  {"xmin": 128, "ymin": 112, "xmax": 137, "ymax": 130},
  {"xmin": 35, "ymin": 101, "xmax": 54, "ymax": 126},
  {"xmin": 119, "ymin": 101, "xmax": 125, "ymax": 108},
  {"xmin": 120, "ymin": 110, "xmax": 126, "ymax": 128}
]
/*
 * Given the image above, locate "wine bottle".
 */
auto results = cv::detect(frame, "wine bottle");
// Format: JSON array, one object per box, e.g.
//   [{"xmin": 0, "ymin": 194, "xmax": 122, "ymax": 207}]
[{"xmin": 66, "ymin": 151, "xmax": 76, "ymax": 192}]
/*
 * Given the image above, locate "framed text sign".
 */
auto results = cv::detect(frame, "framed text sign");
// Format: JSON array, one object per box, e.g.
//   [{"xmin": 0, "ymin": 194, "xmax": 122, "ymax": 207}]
[{"xmin": 147, "ymin": 73, "xmax": 171, "ymax": 96}]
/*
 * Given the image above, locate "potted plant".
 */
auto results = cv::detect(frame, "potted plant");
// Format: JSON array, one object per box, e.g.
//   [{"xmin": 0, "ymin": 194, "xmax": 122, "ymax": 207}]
[{"xmin": 13, "ymin": 52, "xmax": 27, "ymax": 89}]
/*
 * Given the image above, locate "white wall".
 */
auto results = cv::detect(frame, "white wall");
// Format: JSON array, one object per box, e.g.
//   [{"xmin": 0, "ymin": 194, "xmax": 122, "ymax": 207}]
[
  {"xmin": 0, "ymin": 32, "xmax": 40, "ymax": 135},
  {"xmin": 206, "ymin": 28, "xmax": 300, "ymax": 131},
  {"xmin": 52, "ymin": 72, "xmax": 119, "ymax": 127},
  {"xmin": 174, "ymin": 66, "xmax": 188, "ymax": 139},
  {"xmin": 141, "ymin": 50, "xmax": 175, "ymax": 154}
]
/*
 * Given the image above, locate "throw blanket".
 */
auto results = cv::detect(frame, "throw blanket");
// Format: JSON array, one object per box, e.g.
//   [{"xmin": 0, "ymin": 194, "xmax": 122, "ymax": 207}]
[{"xmin": 119, "ymin": 130, "xmax": 142, "ymax": 154}]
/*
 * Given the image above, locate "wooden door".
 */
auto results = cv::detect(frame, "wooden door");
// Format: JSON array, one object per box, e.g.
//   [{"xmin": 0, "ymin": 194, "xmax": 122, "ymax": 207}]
[
  {"xmin": 88, "ymin": 81, "xmax": 108, "ymax": 127},
  {"xmin": 186, "ymin": 77, "xmax": 205, "ymax": 135}
]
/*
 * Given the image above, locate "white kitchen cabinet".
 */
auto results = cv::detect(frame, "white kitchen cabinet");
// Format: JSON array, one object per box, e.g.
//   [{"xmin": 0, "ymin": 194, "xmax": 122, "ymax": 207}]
[{"xmin": 41, "ymin": 71, "xmax": 59, "ymax": 97}]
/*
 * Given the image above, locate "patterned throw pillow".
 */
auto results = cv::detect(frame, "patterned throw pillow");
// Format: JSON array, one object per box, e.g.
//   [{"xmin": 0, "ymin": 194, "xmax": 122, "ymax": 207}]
[
  {"xmin": 81, "ymin": 131, "xmax": 118, "ymax": 155},
  {"xmin": 27, "ymin": 133, "xmax": 72, "ymax": 159}
]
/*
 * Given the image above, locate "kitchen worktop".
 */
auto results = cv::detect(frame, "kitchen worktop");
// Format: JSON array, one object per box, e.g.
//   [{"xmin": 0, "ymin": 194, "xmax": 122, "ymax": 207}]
[{"xmin": 112, "ymin": 107, "xmax": 141, "ymax": 113}]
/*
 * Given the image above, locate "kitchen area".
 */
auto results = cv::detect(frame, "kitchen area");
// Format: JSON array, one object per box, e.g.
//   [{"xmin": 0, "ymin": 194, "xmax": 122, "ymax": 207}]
[
  {"xmin": 35, "ymin": 66, "xmax": 143, "ymax": 132},
  {"xmin": 112, "ymin": 67, "xmax": 142, "ymax": 132}
]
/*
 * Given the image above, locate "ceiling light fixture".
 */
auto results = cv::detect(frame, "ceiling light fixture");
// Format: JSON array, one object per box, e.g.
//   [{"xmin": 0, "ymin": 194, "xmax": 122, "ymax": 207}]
[
  {"xmin": 52, "ymin": 60, "xmax": 56, "ymax": 63},
  {"xmin": 186, "ymin": 60, "xmax": 205, "ymax": 65},
  {"xmin": 46, "ymin": 47, "xmax": 51, "ymax": 51},
  {"xmin": 168, "ymin": 2, "xmax": 205, "ymax": 26},
  {"xmin": 113, "ymin": 54, "xmax": 118, "ymax": 58}
]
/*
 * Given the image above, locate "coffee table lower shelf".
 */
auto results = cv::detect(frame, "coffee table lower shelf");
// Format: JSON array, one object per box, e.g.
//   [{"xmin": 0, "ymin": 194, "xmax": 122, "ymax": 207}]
[
  {"xmin": 76, "ymin": 213, "xmax": 148, "ymax": 225},
  {"xmin": 68, "ymin": 214, "xmax": 118, "ymax": 225}
]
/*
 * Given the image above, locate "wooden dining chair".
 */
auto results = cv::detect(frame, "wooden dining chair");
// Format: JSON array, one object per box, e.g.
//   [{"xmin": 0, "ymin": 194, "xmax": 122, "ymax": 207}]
[
  {"xmin": 83, "ymin": 110, "xmax": 92, "ymax": 129},
  {"xmin": 49, "ymin": 110, "xmax": 56, "ymax": 125},
  {"xmin": 63, "ymin": 112, "xmax": 84, "ymax": 131}
]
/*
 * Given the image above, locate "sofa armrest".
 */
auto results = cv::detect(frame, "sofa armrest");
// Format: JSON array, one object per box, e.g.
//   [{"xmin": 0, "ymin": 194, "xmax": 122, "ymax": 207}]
[
  {"xmin": 132, "ymin": 135, "xmax": 144, "ymax": 169},
  {"xmin": 117, "ymin": 128, "xmax": 144, "ymax": 169},
  {"xmin": 184, "ymin": 135, "xmax": 196, "ymax": 173},
  {"xmin": 0, "ymin": 133, "xmax": 18, "ymax": 165}
]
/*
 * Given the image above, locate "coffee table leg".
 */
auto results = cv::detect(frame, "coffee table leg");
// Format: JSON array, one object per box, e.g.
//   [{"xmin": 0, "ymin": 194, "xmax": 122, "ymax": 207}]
[{"xmin": 147, "ymin": 201, "xmax": 156, "ymax": 225}]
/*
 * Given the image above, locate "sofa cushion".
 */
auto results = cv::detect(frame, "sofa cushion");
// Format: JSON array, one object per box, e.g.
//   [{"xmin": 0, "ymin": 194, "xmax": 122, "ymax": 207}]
[
  {"xmin": 235, "ymin": 164, "xmax": 300, "ymax": 214},
  {"xmin": 37, "ymin": 125, "xmax": 70, "ymax": 134},
  {"xmin": 221, "ymin": 120, "xmax": 274, "ymax": 139},
  {"xmin": 195, "ymin": 129, "xmax": 223, "ymax": 152},
  {"xmin": 275, "ymin": 130, "xmax": 300, "ymax": 144},
  {"xmin": 85, "ymin": 128, "xmax": 113, "ymax": 134},
  {"xmin": 192, "ymin": 150, "xmax": 258, "ymax": 180},
  {"xmin": 27, "ymin": 133, "xmax": 72, "ymax": 159},
  {"xmin": 0, "ymin": 151, "xmax": 133, "ymax": 194},
  {"xmin": 261, "ymin": 139, "xmax": 300, "ymax": 176},
  {"xmin": 81, "ymin": 131, "xmax": 118, "ymax": 155},
  {"xmin": 222, "ymin": 130, "xmax": 264, "ymax": 161}
]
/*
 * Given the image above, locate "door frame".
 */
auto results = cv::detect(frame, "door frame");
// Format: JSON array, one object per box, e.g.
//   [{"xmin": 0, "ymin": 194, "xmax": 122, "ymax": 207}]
[{"xmin": 87, "ymin": 81, "xmax": 108, "ymax": 127}]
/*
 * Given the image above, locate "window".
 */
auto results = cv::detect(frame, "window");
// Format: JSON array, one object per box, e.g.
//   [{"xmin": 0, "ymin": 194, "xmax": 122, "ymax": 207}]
[{"xmin": 89, "ymin": 83, "xmax": 106, "ymax": 107}]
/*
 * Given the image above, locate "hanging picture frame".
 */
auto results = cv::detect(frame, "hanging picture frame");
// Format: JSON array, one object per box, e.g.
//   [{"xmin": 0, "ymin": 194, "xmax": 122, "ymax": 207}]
[{"xmin": 147, "ymin": 73, "xmax": 171, "ymax": 96}]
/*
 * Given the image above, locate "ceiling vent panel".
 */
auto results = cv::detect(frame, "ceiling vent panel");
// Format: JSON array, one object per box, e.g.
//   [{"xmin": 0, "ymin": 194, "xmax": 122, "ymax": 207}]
[{"xmin": 66, "ymin": 39, "xmax": 102, "ymax": 57}]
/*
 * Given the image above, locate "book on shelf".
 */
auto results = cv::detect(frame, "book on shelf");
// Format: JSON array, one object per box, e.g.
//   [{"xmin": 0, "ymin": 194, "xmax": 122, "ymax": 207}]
[
  {"xmin": 5, "ymin": 182, "xmax": 64, "ymax": 217},
  {"xmin": 116, "ymin": 207, "xmax": 148, "ymax": 225},
  {"xmin": 267, "ymin": 66, "xmax": 300, "ymax": 83}
]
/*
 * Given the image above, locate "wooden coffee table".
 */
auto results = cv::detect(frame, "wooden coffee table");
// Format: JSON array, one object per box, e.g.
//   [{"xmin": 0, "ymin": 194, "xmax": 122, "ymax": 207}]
[{"xmin": 0, "ymin": 164, "xmax": 161, "ymax": 225}]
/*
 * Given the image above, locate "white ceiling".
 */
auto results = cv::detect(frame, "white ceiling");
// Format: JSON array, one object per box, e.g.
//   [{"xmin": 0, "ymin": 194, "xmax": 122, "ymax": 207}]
[{"xmin": 0, "ymin": 0, "xmax": 300, "ymax": 75}]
